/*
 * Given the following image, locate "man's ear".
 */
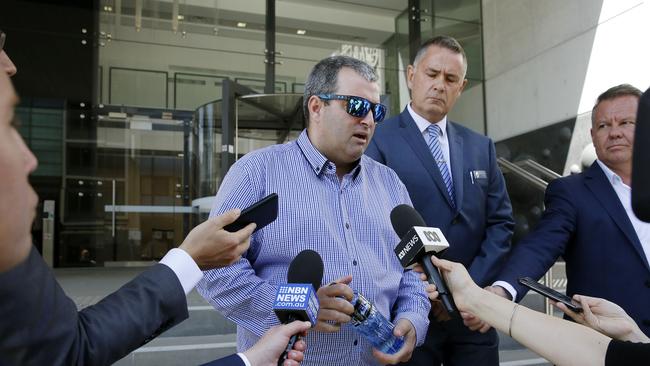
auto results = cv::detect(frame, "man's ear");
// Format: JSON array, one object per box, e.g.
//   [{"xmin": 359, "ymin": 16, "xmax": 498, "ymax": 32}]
[
  {"xmin": 459, "ymin": 78, "xmax": 468, "ymax": 94},
  {"xmin": 307, "ymin": 95, "xmax": 323, "ymax": 124},
  {"xmin": 406, "ymin": 64, "xmax": 415, "ymax": 91}
]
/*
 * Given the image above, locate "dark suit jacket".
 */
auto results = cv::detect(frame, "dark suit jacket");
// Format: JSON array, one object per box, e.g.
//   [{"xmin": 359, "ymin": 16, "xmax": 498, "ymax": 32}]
[
  {"xmin": 366, "ymin": 108, "xmax": 514, "ymax": 286},
  {"xmin": 497, "ymin": 162, "xmax": 650, "ymax": 335},
  {"xmin": 0, "ymin": 246, "xmax": 193, "ymax": 365}
]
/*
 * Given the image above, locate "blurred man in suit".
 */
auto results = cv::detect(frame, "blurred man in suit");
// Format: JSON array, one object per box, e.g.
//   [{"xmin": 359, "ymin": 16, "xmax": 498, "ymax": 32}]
[
  {"xmin": 488, "ymin": 84, "xmax": 650, "ymax": 337},
  {"xmin": 0, "ymin": 29, "xmax": 308, "ymax": 366},
  {"xmin": 366, "ymin": 35, "xmax": 513, "ymax": 366}
]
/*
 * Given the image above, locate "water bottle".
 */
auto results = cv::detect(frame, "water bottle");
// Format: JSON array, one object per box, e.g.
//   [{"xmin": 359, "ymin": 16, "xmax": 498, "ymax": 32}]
[{"xmin": 349, "ymin": 292, "xmax": 404, "ymax": 354}]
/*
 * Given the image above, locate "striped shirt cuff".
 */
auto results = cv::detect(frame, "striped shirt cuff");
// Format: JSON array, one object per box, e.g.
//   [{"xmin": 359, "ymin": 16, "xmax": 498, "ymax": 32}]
[{"xmin": 394, "ymin": 312, "xmax": 429, "ymax": 346}]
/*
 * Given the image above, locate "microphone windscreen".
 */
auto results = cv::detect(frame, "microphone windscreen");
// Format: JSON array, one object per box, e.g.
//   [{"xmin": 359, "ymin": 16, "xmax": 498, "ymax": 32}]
[
  {"xmin": 287, "ymin": 249, "xmax": 324, "ymax": 291},
  {"xmin": 632, "ymin": 87, "xmax": 650, "ymax": 222},
  {"xmin": 390, "ymin": 204, "xmax": 426, "ymax": 237}
]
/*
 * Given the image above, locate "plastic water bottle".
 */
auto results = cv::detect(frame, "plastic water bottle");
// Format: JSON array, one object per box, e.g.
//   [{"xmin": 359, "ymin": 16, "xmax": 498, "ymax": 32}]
[{"xmin": 349, "ymin": 292, "xmax": 404, "ymax": 354}]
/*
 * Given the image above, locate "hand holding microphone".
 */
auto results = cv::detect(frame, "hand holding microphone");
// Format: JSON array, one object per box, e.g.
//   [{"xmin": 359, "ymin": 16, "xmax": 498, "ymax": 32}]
[
  {"xmin": 273, "ymin": 250, "xmax": 324, "ymax": 365},
  {"xmin": 390, "ymin": 204, "xmax": 457, "ymax": 315}
]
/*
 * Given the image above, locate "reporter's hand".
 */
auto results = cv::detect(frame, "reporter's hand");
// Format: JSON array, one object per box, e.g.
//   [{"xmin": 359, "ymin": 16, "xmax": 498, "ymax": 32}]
[
  {"xmin": 372, "ymin": 319, "xmax": 417, "ymax": 365},
  {"xmin": 314, "ymin": 275, "xmax": 354, "ymax": 332},
  {"xmin": 243, "ymin": 320, "xmax": 311, "ymax": 366},
  {"xmin": 556, "ymin": 294, "xmax": 650, "ymax": 343},
  {"xmin": 179, "ymin": 209, "xmax": 255, "ymax": 270},
  {"xmin": 429, "ymin": 257, "xmax": 481, "ymax": 311}
]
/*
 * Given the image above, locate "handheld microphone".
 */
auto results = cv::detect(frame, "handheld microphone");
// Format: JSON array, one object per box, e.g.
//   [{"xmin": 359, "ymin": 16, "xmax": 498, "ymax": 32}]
[
  {"xmin": 390, "ymin": 204, "xmax": 456, "ymax": 314},
  {"xmin": 273, "ymin": 250, "xmax": 323, "ymax": 365}
]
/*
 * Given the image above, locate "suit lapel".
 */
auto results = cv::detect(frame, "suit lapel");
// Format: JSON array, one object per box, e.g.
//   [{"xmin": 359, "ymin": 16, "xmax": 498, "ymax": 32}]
[
  {"xmin": 447, "ymin": 122, "xmax": 463, "ymax": 212},
  {"xmin": 398, "ymin": 109, "xmax": 456, "ymax": 209},
  {"xmin": 584, "ymin": 163, "xmax": 650, "ymax": 270}
]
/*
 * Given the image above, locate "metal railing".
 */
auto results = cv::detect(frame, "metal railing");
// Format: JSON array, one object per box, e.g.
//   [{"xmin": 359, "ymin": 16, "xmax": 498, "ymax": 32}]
[{"xmin": 498, "ymin": 157, "xmax": 564, "ymax": 315}]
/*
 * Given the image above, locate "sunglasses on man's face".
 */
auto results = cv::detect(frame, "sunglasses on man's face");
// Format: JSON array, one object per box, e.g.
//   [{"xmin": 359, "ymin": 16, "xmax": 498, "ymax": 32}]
[{"xmin": 317, "ymin": 94, "xmax": 387, "ymax": 123}]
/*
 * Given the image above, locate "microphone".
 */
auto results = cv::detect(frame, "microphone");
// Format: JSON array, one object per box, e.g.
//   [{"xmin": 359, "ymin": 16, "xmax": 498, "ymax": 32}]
[
  {"xmin": 273, "ymin": 249, "xmax": 323, "ymax": 365},
  {"xmin": 390, "ymin": 204, "xmax": 456, "ymax": 314},
  {"xmin": 632, "ymin": 87, "xmax": 650, "ymax": 222}
]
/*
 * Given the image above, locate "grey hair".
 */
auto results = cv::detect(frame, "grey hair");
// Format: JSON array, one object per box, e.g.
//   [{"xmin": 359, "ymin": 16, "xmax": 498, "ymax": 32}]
[
  {"xmin": 413, "ymin": 35, "xmax": 467, "ymax": 77},
  {"xmin": 591, "ymin": 84, "xmax": 642, "ymax": 125},
  {"xmin": 302, "ymin": 55, "xmax": 378, "ymax": 123}
]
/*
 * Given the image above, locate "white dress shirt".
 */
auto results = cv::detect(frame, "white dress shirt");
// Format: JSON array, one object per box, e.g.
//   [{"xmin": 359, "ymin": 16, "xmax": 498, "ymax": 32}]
[
  {"xmin": 407, "ymin": 103, "xmax": 453, "ymax": 180},
  {"xmin": 494, "ymin": 159, "xmax": 650, "ymax": 301}
]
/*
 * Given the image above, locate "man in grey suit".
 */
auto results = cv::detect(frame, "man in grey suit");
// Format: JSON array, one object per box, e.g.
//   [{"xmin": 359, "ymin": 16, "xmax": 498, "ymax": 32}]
[{"xmin": 0, "ymin": 30, "xmax": 309, "ymax": 366}]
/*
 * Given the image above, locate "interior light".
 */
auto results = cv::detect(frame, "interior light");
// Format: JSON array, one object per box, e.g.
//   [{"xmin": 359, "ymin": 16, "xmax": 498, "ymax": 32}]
[
  {"xmin": 237, "ymin": 22, "xmax": 247, "ymax": 28},
  {"xmin": 296, "ymin": 29, "xmax": 306, "ymax": 35}
]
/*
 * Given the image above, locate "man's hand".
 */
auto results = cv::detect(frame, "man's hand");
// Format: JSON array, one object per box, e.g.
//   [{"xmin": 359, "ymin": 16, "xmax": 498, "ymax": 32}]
[
  {"xmin": 179, "ymin": 209, "xmax": 255, "ymax": 270},
  {"xmin": 372, "ymin": 319, "xmax": 417, "ymax": 365},
  {"xmin": 460, "ymin": 286, "xmax": 509, "ymax": 333},
  {"xmin": 412, "ymin": 263, "xmax": 450, "ymax": 322},
  {"xmin": 460, "ymin": 311, "xmax": 490, "ymax": 333},
  {"xmin": 556, "ymin": 294, "xmax": 650, "ymax": 343},
  {"xmin": 431, "ymin": 300, "xmax": 451, "ymax": 322},
  {"xmin": 243, "ymin": 320, "xmax": 311, "ymax": 366},
  {"xmin": 314, "ymin": 275, "xmax": 354, "ymax": 332}
]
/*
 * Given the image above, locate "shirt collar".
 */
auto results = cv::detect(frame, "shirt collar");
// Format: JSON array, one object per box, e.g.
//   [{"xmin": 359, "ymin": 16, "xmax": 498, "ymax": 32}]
[
  {"xmin": 596, "ymin": 159, "xmax": 628, "ymax": 188},
  {"xmin": 407, "ymin": 103, "xmax": 448, "ymax": 137},
  {"xmin": 296, "ymin": 129, "xmax": 363, "ymax": 178}
]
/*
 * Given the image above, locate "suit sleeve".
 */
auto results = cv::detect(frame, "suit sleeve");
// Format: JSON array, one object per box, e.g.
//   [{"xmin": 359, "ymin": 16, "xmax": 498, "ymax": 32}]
[
  {"xmin": 467, "ymin": 141, "xmax": 515, "ymax": 286},
  {"xmin": 496, "ymin": 178, "xmax": 576, "ymax": 301},
  {"xmin": 0, "ymin": 246, "xmax": 188, "ymax": 366}
]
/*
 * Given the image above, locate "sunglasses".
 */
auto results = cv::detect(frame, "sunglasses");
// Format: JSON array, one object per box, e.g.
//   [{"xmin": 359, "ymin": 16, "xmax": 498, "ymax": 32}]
[
  {"xmin": 317, "ymin": 94, "xmax": 387, "ymax": 123},
  {"xmin": 0, "ymin": 31, "xmax": 5, "ymax": 52}
]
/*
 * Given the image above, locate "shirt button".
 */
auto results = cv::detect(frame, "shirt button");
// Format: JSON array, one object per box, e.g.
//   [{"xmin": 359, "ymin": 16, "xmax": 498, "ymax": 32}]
[
  {"xmin": 353, "ymin": 260, "xmax": 357, "ymax": 266},
  {"xmin": 353, "ymin": 339, "xmax": 358, "ymax": 346},
  {"xmin": 345, "ymin": 223, "xmax": 350, "ymax": 229}
]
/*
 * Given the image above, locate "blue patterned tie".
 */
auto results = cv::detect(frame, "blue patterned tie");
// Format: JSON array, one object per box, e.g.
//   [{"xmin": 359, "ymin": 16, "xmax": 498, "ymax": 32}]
[{"xmin": 427, "ymin": 124, "xmax": 456, "ymax": 208}]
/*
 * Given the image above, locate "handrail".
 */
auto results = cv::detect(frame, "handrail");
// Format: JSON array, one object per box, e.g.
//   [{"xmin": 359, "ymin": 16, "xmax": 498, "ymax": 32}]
[
  {"xmin": 498, "ymin": 157, "xmax": 563, "ymax": 316},
  {"xmin": 516, "ymin": 159, "xmax": 561, "ymax": 181},
  {"xmin": 497, "ymin": 157, "xmax": 548, "ymax": 191}
]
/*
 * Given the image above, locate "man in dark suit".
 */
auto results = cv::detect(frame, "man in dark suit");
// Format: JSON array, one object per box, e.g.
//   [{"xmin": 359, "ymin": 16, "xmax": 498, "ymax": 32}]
[
  {"xmin": 0, "ymin": 32, "xmax": 309, "ymax": 366},
  {"xmin": 489, "ymin": 84, "xmax": 650, "ymax": 336},
  {"xmin": 366, "ymin": 35, "xmax": 514, "ymax": 366}
]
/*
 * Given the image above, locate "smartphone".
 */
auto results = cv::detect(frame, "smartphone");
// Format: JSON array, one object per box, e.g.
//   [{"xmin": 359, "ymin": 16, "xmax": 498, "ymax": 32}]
[
  {"xmin": 223, "ymin": 193, "xmax": 278, "ymax": 233},
  {"xmin": 518, "ymin": 277, "xmax": 583, "ymax": 313}
]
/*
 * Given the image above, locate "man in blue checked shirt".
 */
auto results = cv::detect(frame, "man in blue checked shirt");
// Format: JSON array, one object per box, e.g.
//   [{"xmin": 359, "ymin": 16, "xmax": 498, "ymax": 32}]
[{"xmin": 197, "ymin": 55, "xmax": 431, "ymax": 365}]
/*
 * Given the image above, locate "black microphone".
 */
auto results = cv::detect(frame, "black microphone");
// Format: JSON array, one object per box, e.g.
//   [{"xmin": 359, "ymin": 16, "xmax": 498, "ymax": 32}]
[
  {"xmin": 632, "ymin": 87, "xmax": 650, "ymax": 222},
  {"xmin": 273, "ymin": 250, "xmax": 323, "ymax": 365},
  {"xmin": 390, "ymin": 204, "xmax": 456, "ymax": 314}
]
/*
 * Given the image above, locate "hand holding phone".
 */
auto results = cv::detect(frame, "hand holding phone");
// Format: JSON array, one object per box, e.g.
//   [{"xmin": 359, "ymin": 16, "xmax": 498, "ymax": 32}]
[
  {"xmin": 223, "ymin": 193, "xmax": 279, "ymax": 233},
  {"xmin": 518, "ymin": 277, "xmax": 582, "ymax": 313}
]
